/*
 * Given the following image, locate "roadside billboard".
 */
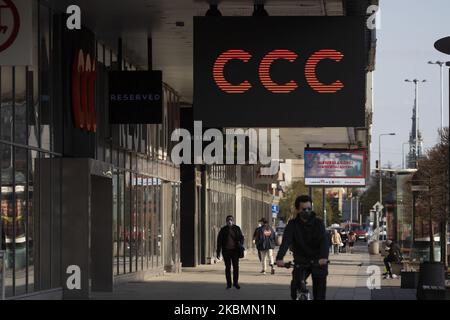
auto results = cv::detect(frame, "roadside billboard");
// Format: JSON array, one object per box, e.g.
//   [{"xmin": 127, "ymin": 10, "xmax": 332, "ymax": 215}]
[{"xmin": 304, "ymin": 149, "xmax": 366, "ymax": 186}]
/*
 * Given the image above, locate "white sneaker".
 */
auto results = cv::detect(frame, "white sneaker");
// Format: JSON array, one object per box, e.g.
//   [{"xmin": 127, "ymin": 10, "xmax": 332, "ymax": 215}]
[{"xmin": 392, "ymin": 274, "xmax": 398, "ymax": 279}]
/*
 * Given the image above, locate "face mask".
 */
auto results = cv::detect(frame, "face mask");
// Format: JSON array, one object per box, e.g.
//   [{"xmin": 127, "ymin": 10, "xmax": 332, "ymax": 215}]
[
  {"xmin": 227, "ymin": 220, "xmax": 234, "ymax": 226},
  {"xmin": 300, "ymin": 208, "xmax": 312, "ymax": 220},
  {"xmin": 258, "ymin": 223, "xmax": 262, "ymax": 227}
]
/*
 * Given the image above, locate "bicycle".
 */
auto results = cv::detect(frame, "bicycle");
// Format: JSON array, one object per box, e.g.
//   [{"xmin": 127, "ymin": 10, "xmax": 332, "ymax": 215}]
[{"xmin": 282, "ymin": 260, "xmax": 329, "ymax": 300}]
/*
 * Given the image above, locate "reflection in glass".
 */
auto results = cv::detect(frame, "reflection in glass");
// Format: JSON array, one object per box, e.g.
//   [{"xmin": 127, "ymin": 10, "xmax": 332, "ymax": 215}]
[
  {"xmin": 113, "ymin": 173, "xmax": 118, "ymax": 276},
  {"xmin": 124, "ymin": 171, "xmax": 130, "ymax": 273},
  {"xmin": 1, "ymin": 66, "xmax": 13, "ymax": 142},
  {"xmin": 39, "ymin": 4, "xmax": 51, "ymax": 151},
  {"xmin": 14, "ymin": 67, "xmax": 27, "ymax": 145},
  {"xmin": 118, "ymin": 172, "xmax": 125, "ymax": 275},
  {"xmin": 14, "ymin": 147, "xmax": 27, "ymax": 296},
  {"xmin": 1, "ymin": 143, "xmax": 13, "ymax": 297}
]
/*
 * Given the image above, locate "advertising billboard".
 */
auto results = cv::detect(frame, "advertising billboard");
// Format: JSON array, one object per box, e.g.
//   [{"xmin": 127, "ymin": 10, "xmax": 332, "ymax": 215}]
[
  {"xmin": 304, "ymin": 149, "xmax": 366, "ymax": 186},
  {"xmin": 194, "ymin": 16, "xmax": 366, "ymax": 128}
]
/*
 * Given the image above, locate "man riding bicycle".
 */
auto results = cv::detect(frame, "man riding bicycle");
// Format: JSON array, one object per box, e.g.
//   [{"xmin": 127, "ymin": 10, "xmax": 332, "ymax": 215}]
[{"xmin": 276, "ymin": 195, "xmax": 330, "ymax": 300}]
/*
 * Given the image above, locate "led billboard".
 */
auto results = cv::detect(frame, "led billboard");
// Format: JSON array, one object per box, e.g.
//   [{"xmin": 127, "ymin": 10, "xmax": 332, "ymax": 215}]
[{"xmin": 194, "ymin": 16, "xmax": 367, "ymax": 128}]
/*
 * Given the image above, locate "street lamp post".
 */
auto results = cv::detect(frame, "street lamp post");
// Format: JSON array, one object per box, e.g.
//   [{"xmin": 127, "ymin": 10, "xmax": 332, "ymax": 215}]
[
  {"xmin": 405, "ymin": 79, "xmax": 426, "ymax": 167},
  {"xmin": 402, "ymin": 142, "xmax": 409, "ymax": 169},
  {"xmin": 428, "ymin": 61, "xmax": 445, "ymax": 132},
  {"xmin": 379, "ymin": 133, "xmax": 396, "ymax": 240},
  {"xmin": 434, "ymin": 38, "xmax": 450, "ymax": 268}
]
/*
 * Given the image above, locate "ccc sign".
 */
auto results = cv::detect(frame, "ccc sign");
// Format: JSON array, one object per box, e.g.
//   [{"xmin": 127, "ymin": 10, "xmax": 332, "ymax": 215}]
[{"xmin": 72, "ymin": 49, "xmax": 97, "ymax": 132}]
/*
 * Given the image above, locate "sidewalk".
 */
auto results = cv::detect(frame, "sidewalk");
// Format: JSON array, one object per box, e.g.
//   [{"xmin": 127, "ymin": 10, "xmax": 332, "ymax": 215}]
[{"xmin": 91, "ymin": 243, "xmax": 416, "ymax": 300}]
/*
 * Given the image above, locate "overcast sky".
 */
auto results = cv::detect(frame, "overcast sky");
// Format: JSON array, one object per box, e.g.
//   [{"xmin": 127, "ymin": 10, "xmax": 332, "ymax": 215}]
[{"xmin": 372, "ymin": 0, "xmax": 450, "ymax": 170}]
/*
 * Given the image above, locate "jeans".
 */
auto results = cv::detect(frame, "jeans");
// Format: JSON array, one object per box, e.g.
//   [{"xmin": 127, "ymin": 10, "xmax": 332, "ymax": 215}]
[
  {"xmin": 223, "ymin": 249, "xmax": 240, "ymax": 286},
  {"xmin": 291, "ymin": 266, "xmax": 327, "ymax": 300},
  {"xmin": 260, "ymin": 249, "xmax": 274, "ymax": 271},
  {"xmin": 333, "ymin": 244, "xmax": 340, "ymax": 254},
  {"xmin": 384, "ymin": 257, "xmax": 393, "ymax": 276}
]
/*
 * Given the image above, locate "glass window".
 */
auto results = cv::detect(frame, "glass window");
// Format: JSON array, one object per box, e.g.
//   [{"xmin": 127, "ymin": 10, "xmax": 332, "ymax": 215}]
[
  {"xmin": 113, "ymin": 173, "xmax": 118, "ymax": 276},
  {"xmin": 124, "ymin": 171, "xmax": 131, "ymax": 273},
  {"xmin": 147, "ymin": 179, "xmax": 154, "ymax": 268},
  {"xmin": 14, "ymin": 147, "xmax": 28, "ymax": 296},
  {"xmin": 14, "ymin": 67, "xmax": 27, "ymax": 145},
  {"xmin": 118, "ymin": 172, "xmax": 125, "ymax": 275},
  {"xmin": 136, "ymin": 176, "xmax": 144, "ymax": 271},
  {"xmin": 131, "ymin": 174, "xmax": 137, "ymax": 273},
  {"xmin": 39, "ymin": 4, "xmax": 51, "ymax": 152},
  {"xmin": 156, "ymin": 179, "xmax": 162, "ymax": 266},
  {"xmin": 27, "ymin": 150, "xmax": 37, "ymax": 293},
  {"xmin": 1, "ymin": 143, "xmax": 13, "ymax": 297},
  {"xmin": 1, "ymin": 66, "xmax": 13, "ymax": 142}
]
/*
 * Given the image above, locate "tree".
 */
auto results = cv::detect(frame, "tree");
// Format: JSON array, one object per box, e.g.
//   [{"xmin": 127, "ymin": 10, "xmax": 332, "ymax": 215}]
[
  {"xmin": 279, "ymin": 180, "xmax": 334, "ymax": 225},
  {"xmin": 359, "ymin": 170, "xmax": 396, "ymax": 225},
  {"xmin": 414, "ymin": 128, "xmax": 449, "ymax": 264}
]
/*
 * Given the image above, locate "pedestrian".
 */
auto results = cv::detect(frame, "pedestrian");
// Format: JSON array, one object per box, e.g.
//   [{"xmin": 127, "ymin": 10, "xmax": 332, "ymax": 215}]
[
  {"xmin": 339, "ymin": 229, "xmax": 348, "ymax": 253},
  {"xmin": 328, "ymin": 230, "xmax": 334, "ymax": 254},
  {"xmin": 216, "ymin": 215, "xmax": 244, "ymax": 289},
  {"xmin": 276, "ymin": 195, "xmax": 329, "ymax": 300},
  {"xmin": 331, "ymin": 229, "xmax": 342, "ymax": 255},
  {"xmin": 256, "ymin": 218, "xmax": 276, "ymax": 275},
  {"xmin": 347, "ymin": 231, "xmax": 356, "ymax": 254},
  {"xmin": 383, "ymin": 240, "xmax": 402, "ymax": 279},
  {"xmin": 253, "ymin": 219, "xmax": 263, "ymax": 262}
]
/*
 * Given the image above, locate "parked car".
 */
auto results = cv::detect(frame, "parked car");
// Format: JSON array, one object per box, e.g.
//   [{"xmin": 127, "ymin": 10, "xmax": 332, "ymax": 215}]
[{"xmin": 353, "ymin": 225, "xmax": 369, "ymax": 242}]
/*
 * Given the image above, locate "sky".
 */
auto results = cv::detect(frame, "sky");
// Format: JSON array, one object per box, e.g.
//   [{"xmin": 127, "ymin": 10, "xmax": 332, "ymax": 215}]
[{"xmin": 372, "ymin": 0, "xmax": 450, "ymax": 170}]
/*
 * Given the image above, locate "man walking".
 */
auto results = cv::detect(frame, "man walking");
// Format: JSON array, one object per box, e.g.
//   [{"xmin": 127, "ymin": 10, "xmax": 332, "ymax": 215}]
[
  {"xmin": 253, "ymin": 219, "xmax": 263, "ymax": 262},
  {"xmin": 217, "ymin": 215, "xmax": 244, "ymax": 289},
  {"xmin": 256, "ymin": 218, "xmax": 276, "ymax": 275}
]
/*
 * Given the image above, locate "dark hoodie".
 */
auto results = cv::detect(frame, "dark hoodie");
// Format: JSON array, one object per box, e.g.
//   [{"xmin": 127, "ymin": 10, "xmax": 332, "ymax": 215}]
[{"xmin": 276, "ymin": 212, "xmax": 329, "ymax": 264}]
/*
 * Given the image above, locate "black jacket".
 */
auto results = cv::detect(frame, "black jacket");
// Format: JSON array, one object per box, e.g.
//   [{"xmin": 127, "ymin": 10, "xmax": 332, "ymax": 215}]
[
  {"xmin": 387, "ymin": 243, "xmax": 402, "ymax": 262},
  {"xmin": 276, "ymin": 212, "xmax": 329, "ymax": 263},
  {"xmin": 256, "ymin": 225, "xmax": 276, "ymax": 251},
  {"xmin": 217, "ymin": 225, "xmax": 244, "ymax": 256}
]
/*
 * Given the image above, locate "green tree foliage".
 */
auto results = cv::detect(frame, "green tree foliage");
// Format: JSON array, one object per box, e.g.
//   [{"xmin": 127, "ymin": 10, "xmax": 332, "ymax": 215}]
[{"xmin": 279, "ymin": 180, "xmax": 334, "ymax": 225}]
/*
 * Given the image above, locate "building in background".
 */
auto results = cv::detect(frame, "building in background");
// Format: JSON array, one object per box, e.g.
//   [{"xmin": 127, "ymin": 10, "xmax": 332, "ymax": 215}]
[{"xmin": 1, "ymin": 0, "xmax": 376, "ymax": 299}]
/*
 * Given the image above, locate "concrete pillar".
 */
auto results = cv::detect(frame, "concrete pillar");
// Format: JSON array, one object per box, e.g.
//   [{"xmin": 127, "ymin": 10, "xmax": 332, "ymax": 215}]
[{"xmin": 235, "ymin": 166, "xmax": 242, "ymax": 227}]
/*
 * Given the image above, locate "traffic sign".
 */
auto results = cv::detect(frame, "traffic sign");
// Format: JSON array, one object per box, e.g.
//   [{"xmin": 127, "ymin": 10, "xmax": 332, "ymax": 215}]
[
  {"xmin": 271, "ymin": 205, "xmax": 279, "ymax": 214},
  {"xmin": 372, "ymin": 201, "xmax": 384, "ymax": 212}
]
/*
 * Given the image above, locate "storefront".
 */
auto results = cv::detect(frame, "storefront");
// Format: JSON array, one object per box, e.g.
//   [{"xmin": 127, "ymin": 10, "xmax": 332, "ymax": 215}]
[{"xmin": 0, "ymin": 1, "xmax": 181, "ymax": 299}]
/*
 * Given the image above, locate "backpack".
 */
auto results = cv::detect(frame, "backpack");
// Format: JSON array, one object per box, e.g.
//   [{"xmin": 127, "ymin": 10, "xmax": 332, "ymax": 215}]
[{"xmin": 257, "ymin": 226, "xmax": 273, "ymax": 250}]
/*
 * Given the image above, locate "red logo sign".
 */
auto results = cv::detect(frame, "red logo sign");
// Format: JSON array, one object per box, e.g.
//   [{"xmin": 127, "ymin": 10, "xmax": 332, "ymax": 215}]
[
  {"xmin": 213, "ymin": 49, "xmax": 344, "ymax": 94},
  {"xmin": 0, "ymin": 0, "xmax": 20, "ymax": 53},
  {"xmin": 72, "ymin": 49, "xmax": 97, "ymax": 132}
]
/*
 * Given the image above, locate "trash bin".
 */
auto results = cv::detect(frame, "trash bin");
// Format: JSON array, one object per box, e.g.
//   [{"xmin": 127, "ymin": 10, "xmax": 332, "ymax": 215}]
[
  {"xmin": 401, "ymin": 271, "xmax": 420, "ymax": 289},
  {"xmin": 369, "ymin": 240, "xmax": 379, "ymax": 255},
  {"xmin": 416, "ymin": 262, "xmax": 446, "ymax": 300}
]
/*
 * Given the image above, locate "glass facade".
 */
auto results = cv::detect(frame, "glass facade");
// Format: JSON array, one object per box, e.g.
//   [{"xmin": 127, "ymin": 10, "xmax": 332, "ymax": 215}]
[
  {"xmin": 0, "ymin": 2, "xmax": 62, "ymax": 297},
  {"xmin": 0, "ymin": 1, "xmax": 181, "ymax": 298},
  {"xmin": 206, "ymin": 165, "xmax": 271, "ymax": 258}
]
